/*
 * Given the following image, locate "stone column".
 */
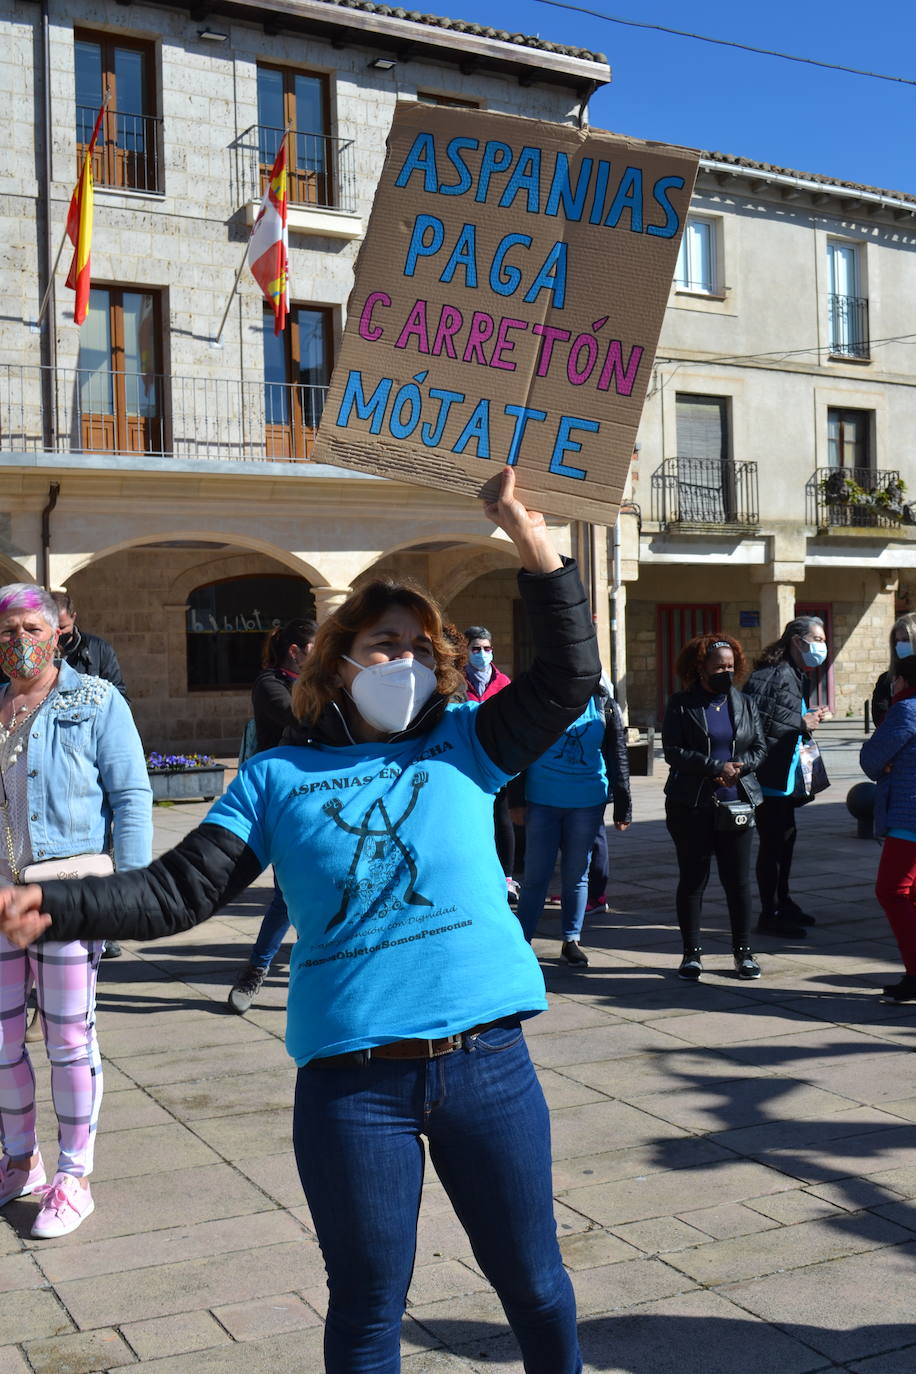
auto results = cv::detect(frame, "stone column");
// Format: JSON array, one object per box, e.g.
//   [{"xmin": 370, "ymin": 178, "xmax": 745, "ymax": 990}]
[
  {"xmin": 591, "ymin": 524, "xmax": 612, "ymax": 680},
  {"xmin": 758, "ymin": 581, "xmax": 797, "ymax": 646},
  {"xmin": 313, "ymin": 586, "xmax": 352, "ymax": 623}
]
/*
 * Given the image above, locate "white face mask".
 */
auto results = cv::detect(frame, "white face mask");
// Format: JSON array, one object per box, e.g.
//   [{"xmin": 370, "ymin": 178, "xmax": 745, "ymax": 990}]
[{"xmin": 342, "ymin": 655, "xmax": 438, "ymax": 734}]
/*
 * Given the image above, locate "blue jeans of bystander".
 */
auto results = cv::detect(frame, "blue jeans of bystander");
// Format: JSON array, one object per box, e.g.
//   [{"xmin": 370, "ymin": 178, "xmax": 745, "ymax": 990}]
[
  {"xmin": 250, "ymin": 873, "xmax": 290, "ymax": 972},
  {"xmin": 516, "ymin": 803, "xmax": 607, "ymax": 943},
  {"xmin": 293, "ymin": 1024, "xmax": 581, "ymax": 1374}
]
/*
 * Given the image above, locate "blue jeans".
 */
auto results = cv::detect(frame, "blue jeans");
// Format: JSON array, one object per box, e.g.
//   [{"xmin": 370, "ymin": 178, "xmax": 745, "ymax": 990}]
[
  {"xmin": 250, "ymin": 873, "xmax": 290, "ymax": 971},
  {"xmin": 293, "ymin": 1025, "xmax": 581, "ymax": 1373},
  {"xmin": 517, "ymin": 803, "xmax": 606, "ymax": 943}
]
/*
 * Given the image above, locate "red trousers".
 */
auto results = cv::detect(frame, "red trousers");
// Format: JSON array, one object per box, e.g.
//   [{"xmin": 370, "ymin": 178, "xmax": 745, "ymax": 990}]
[{"xmin": 875, "ymin": 837, "xmax": 916, "ymax": 974}]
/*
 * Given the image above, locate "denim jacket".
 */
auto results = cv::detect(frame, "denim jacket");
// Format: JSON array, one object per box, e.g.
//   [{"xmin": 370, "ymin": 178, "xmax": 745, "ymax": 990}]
[{"xmin": 21, "ymin": 663, "xmax": 152, "ymax": 870}]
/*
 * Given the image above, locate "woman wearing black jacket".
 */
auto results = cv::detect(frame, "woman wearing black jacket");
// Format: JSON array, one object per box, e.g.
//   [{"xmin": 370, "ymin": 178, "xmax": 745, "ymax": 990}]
[
  {"xmin": 0, "ymin": 468, "xmax": 595, "ymax": 1374},
  {"xmin": 662, "ymin": 633, "xmax": 767, "ymax": 981},
  {"xmin": 743, "ymin": 615, "xmax": 828, "ymax": 939}
]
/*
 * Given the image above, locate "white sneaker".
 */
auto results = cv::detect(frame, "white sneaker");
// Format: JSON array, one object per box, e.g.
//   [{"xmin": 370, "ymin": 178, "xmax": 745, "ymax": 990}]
[{"xmin": 31, "ymin": 1172, "xmax": 94, "ymax": 1238}]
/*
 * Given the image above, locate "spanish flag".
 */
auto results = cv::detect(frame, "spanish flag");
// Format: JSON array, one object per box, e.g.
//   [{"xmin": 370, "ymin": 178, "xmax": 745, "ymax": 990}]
[
  {"xmin": 66, "ymin": 102, "xmax": 105, "ymax": 326},
  {"xmin": 247, "ymin": 140, "xmax": 289, "ymax": 335}
]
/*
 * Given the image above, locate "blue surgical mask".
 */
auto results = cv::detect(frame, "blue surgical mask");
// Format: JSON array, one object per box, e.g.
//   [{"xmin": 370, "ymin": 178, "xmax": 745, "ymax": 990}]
[
  {"xmin": 800, "ymin": 639, "xmax": 828, "ymax": 668},
  {"xmin": 896, "ymin": 641, "xmax": 915, "ymax": 660},
  {"xmin": 468, "ymin": 649, "xmax": 493, "ymax": 670}
]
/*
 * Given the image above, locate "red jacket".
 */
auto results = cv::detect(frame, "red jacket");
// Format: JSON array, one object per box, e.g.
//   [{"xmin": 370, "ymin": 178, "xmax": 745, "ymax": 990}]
[{"xmin": 464, "ymin": 666, "xmax": 511, "ymax": 702}]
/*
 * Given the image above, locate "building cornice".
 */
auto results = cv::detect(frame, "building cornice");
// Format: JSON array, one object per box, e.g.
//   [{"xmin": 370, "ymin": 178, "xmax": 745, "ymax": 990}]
[
  {"xmin": 174, "ymin": 0, "xmax": 611, "ymax": 92},
  {"xmin": 699, "ymin": 156, "xmax": 916, "ymax": 219}
]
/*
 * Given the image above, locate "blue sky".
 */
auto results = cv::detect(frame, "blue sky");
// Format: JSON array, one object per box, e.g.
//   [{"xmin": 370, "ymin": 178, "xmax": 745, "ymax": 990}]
[{"xmin": 447, "ymin": 0, "xmax": 916, "ymax": 194}]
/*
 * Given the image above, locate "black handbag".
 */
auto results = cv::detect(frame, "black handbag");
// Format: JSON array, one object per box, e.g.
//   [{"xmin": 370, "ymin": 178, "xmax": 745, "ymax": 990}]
[{"xmin": 713, "ymin": 799, "xmax": 757, "ymax": 831}]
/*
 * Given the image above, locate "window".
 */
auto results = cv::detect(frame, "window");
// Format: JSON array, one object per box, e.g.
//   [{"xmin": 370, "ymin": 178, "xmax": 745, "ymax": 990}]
[
  {"xmin": 263, "ymin": 305, "xmax": 333, "ymax": 460},
  {"xmin": 673, "ymin": 394, "xmax": 732, "ymax": 522},
  {"xmin": 257, "ymin": 66, "xmax": 333, "ymax": 207},
  {"xmin": 77, "ymin": 287, "xmax": 163, "ymax": 455},
  {"xmin": 74, "ymin": 30, "xmax": 160, "ymax": 192},
  {"xmin": 186, "ymin": 575, "xmax": 315, "ymax": 690},
  {"xmin": 827, "ymin": 407, "xmax": 871, "ymax": 470},
  {"xmin": 675, "ymin": 216, "xmax": 719, "ymax": 295},
  {"xmin": 827, "ymin": 240, "xmax": 869, "ymax": 358}
]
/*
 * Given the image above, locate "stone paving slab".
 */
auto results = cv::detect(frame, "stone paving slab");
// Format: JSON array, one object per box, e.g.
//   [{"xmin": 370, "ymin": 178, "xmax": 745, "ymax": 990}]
[{"xmin": 4, "ymin": 750, "xmax": 916, "ymax": 1370}]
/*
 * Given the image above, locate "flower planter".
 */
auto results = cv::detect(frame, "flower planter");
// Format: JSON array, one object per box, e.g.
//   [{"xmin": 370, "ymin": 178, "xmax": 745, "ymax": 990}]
[{"xmin": 148, "ymin": 765, "xmax": 226, "ymax": 803}]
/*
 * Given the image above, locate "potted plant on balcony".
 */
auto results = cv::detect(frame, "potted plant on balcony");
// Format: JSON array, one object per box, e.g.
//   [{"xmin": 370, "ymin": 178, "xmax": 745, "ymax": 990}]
[
  {"xmin": 820, "ymin": 471, "xmax": 907, "ymax": 522},
  {"xmin": 146, "ymin": 751, "xmax": 226, "ymax": 803}
]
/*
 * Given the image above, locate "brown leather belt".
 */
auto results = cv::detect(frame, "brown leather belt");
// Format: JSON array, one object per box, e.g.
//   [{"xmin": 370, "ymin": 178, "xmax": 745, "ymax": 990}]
[{"xmin": 308, "ymin": 1018, "xmax": 518, "ymax": 1069}]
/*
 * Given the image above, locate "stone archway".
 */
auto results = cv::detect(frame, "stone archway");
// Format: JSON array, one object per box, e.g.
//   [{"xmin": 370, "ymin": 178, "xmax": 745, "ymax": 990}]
[{"xmin": 63, "ymin": 538, "xmax": 318, "ymax": 753}]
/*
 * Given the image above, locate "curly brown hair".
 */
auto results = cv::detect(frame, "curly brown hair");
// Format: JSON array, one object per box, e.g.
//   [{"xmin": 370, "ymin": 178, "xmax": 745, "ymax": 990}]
[
  {"xmin": 292, "ymin": 581, "xmax": 464, "ymax": 725},
  {"xmin": 675, "ymin": 632, "xmax": 748, "ymax": 687}
]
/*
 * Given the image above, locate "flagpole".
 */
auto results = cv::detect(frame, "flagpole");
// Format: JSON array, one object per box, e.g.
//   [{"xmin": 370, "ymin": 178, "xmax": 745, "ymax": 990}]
[
  {"xmin": 212, "ymin": 121, "xmax": 292, "ymax": 347},
  {"xmin": 37, "ymin": 90, "xmax": 110, "ymax": 327},
  {"xmin": 213, "ymin": 238, "xmax": 252, "ymax": 347},
  {"xmin": 36, "ymin": 225, "xmax": 71, "ymax": 326}
]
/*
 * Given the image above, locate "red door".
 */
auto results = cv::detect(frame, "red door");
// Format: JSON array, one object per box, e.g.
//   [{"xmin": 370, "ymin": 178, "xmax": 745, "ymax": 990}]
[
  {"xmin": 656, "ymin": 604, "xmax": 721, "ymax": 720},
  {"xmin": 795, "ymin": 602, "xmax": 834, "ymax": 711}
]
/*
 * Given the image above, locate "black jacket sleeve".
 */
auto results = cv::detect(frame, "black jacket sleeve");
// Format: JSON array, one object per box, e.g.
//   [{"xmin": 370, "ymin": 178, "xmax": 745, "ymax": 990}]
[
  {"xmin": 252, "ymin": 673, "xmax": 296, "ymax": 731},
  {"xmin": 872, "ymin": 671, "xmax": 893, "ymax": 729},
  {"xmin": 40, "ymin": 824, "xmax": 263, "ymax": 943},
  {"xmin": 662, "ymin": 696, "xmax": 722, "ymax": 777},
  {"xmin": 601, "ymin": 696, "xmax": 632, "ymax": 825},
  {"xmin": 474, "ymin": 558, "xmax": 600, "ymax": 776},
  {"xmin": 736, "ymin": 696, "xmax": 768, "ymax": 776}
]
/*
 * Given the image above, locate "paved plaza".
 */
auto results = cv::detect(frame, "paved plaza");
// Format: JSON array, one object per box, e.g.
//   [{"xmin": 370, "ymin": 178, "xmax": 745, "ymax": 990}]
[{"xmin": 3, "ymin": 723, "xmax": 916, "ymax": 1372}]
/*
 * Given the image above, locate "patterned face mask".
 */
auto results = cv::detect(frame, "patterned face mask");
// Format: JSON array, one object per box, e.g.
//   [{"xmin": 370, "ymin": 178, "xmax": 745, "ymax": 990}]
[{"xmin": 0, "ymin": 634, "xmax": 57, "ymax": 680}]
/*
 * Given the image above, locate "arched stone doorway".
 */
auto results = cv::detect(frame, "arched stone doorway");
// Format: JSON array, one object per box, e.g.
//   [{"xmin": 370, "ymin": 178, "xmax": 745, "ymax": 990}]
[{"xmin": 62, "ymin": 538, "xmax": 320, "ymax": 753}]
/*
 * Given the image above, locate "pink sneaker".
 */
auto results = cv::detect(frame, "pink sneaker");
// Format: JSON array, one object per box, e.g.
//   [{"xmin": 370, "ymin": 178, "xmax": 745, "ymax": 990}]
[
  {"xmin": 0, "ymin": 1154, "xmax": 46, "ymax": 1207},
  {"xmin": 30, "ymin": 1172, "xmax": 94, "ymax": 1238}
]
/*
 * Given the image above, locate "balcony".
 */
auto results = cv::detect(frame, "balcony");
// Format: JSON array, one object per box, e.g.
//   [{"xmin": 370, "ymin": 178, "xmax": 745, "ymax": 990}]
[
  {"xmin": 76, "ymin": 105, "xmax": 164, "ymax": 194},
  {"xmin": 807, "ymin": 467, "xmax": 909, "ymax": 530},
  {"xmin": 235, "ymin": 125, "xmax": 357, "ymax": 216},
  {"xmin": 827, "ymin": 293, "xmax": 870, "ymax": 360},
  {"xmin": 651, "ymin": 457, "xmax": 759, "ymax": 530},
  {"xmin": 0, "ymin": 364, "xmax": 328, "ymax": 463}
]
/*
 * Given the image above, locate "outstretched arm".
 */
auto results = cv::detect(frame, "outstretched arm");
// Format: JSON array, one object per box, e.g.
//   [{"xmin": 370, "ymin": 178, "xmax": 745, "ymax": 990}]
[
  {"xmin": 0, "ymin": 824, "xmax": 262, "ymax": 949},
  {"xmin": 474, "ymin": 468, "xmax": 600, "ymax": 776}
]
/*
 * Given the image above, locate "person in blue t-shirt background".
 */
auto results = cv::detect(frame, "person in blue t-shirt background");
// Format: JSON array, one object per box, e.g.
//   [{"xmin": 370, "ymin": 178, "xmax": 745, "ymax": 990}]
[
  {"xmin": 0, "ymin": 467, "xmax": 598, "ymax": 1374},
  {"xmin": 513, "ymin": 685, "xmax": 631, "ymax": 965}
]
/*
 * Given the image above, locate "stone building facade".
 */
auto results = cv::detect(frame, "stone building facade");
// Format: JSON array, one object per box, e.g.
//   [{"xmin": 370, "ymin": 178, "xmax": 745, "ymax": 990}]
[
  {"xmin": 620, "ymin": 156, "xmax": 916, "ymax": 724},
  {"xmin": 2, "ymin": 0, "xmax": 915, "ymax": 746},
  {"xmin": 0, "ymin": 0, "xmax": 608, "ymax": 751}
]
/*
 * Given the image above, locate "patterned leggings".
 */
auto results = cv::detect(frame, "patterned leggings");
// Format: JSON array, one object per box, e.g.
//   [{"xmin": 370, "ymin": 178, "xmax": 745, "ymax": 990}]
[{"xmin": 0, "ymin": 936, "xmax": 103, "ymax": 1177}]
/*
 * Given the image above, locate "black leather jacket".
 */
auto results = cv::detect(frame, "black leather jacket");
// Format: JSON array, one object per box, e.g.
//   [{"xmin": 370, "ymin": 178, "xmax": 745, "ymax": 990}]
[{"xmin": 662, "ymin": 684, "xmax": 766, "ymax": 808}]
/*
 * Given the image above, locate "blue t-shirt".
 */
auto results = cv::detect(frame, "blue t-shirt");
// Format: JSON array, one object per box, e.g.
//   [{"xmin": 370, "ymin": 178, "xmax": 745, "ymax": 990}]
[
  {"xmin": 705, "ymin": 697, "xmax": 738, "ymax": 802},
  {"xmin": 207, "ymin": 702, "xmax": 547, "ymax": 1065},
  {"xmin": 524, "ymin": 695, "xmax": 609, "ymax": 808}
]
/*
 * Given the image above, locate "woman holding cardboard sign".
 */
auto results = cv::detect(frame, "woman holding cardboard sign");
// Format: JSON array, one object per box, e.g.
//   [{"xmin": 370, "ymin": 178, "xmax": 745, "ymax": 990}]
[{"xmin": 0, "ymin": 469, "xmax": 592, "ymax": 1373}]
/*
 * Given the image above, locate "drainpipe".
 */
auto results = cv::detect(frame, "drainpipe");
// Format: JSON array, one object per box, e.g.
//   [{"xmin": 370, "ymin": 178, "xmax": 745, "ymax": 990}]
[
  {"xmin": 40, "ymin": 481, "xmax": 60, "ymax": 589},
  {"xmin": 38, "ymin": 0, "xmax": 57, "ymax": 448}
]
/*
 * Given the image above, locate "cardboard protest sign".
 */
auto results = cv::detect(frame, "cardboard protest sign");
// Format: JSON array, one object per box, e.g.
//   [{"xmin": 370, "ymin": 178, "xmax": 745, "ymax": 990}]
[{"xmin": 313, "ymin": 104, "xmax": 699, "ymax": 524}]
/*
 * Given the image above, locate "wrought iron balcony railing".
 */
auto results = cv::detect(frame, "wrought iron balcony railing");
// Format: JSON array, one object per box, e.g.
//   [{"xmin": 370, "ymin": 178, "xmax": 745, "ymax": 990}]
[
  {"xmin": 806, "ymin": 467, "xmax": 908, "ymax": 529},
  {"xmin": 827, "ymin": 293, "xmax": 870, "ymax": 360},
  {"xmin": 651, "ymin": 457, "xmax": 759, "ymax": 529},
  {"xmin": 234, "ymin": 125, "xmax": 358, "ymax": 214},
  {"xmin": 76, "ymin": 105, "xmax": 164, "ymax": 194},
  {"xmin": 0, "ymin": 364, "xmax": 328, "ymax": 463}
]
